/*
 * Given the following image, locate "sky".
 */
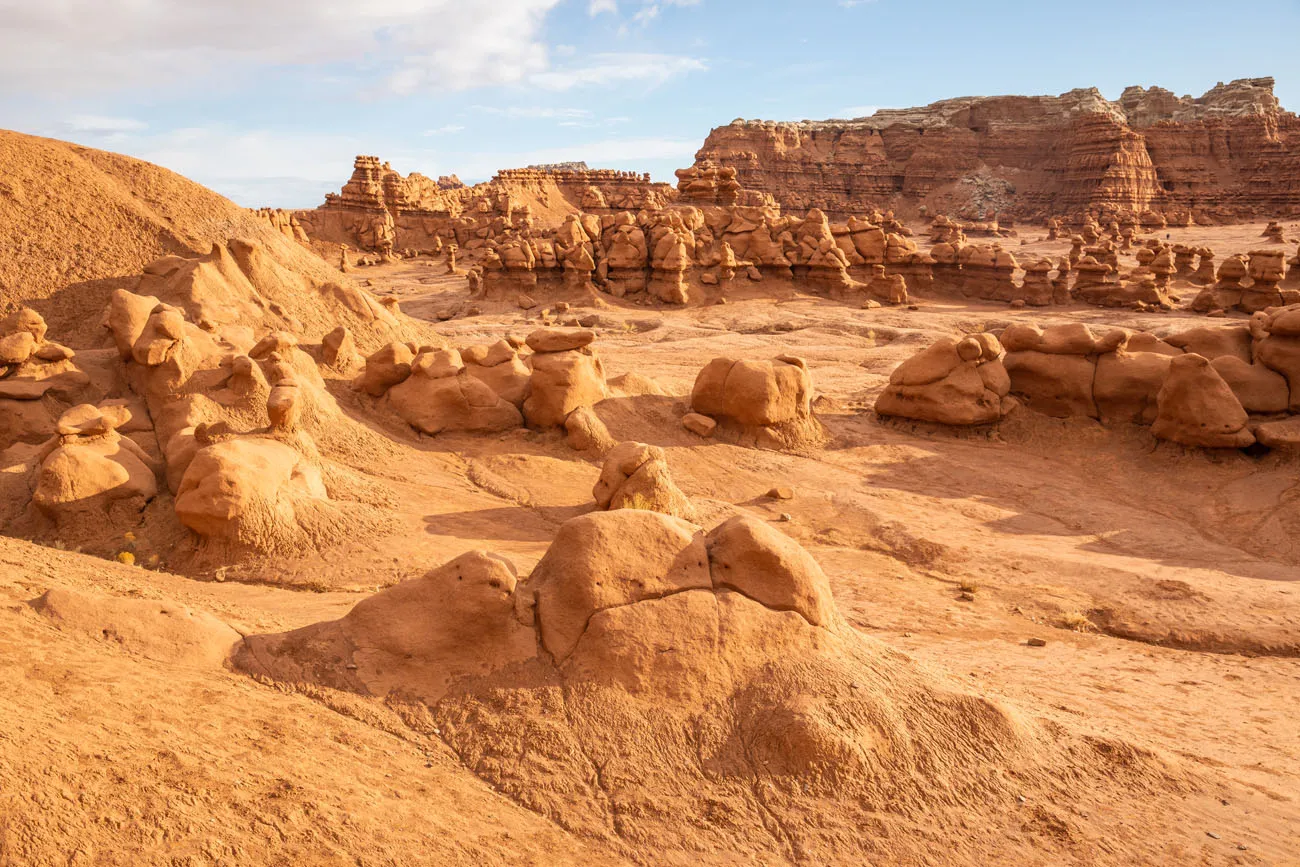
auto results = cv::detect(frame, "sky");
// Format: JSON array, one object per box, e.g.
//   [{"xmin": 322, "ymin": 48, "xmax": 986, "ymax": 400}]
[{"xmin": 3, "ymin": 0, "xmax": 1298, "ymax": 209}]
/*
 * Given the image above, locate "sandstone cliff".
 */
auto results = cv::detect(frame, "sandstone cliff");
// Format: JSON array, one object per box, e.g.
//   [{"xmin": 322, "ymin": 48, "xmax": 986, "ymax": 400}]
[{"xmin": 692, "ymin": 77, "xmax": 1299, "ymax": 222}]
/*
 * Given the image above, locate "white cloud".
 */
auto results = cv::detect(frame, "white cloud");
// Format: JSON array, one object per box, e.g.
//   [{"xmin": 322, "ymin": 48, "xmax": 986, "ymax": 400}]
[
  {"xmin": 423, "ymin": 124, "xmax": 465, "ymax": 136},
  {"xmin": 0, "ymin": 0, "xmax": 562, "ymax": 95},
  {"xmin": 529, "ymin": 53, "xmax": 706, "ymax": 91},
  {"xmin": 588, "ymin": 0, "xmax": 618, "ymax": 13}
]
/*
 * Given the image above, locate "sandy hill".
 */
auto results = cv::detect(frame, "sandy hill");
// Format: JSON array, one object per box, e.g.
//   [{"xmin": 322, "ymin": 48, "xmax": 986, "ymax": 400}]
[{"xmin": 0, "ymin": 129, "xmax": 345, "ymax": 341}]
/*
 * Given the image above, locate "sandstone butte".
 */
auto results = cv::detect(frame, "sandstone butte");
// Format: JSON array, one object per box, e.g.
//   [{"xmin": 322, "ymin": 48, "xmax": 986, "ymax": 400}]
[
  {"xmin": 4, "ymin": 74, "xmax": 1300, "ymax": 867},
  {"xmin": 692, "ymin": 77, "xmax": 1300, "ymax": 222}
]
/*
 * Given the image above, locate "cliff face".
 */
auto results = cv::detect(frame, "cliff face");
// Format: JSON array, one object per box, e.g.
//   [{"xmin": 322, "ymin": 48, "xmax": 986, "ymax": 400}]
[{"xmin": 693, "ymin": 77, "xmax": 1299, "ymax": 221}]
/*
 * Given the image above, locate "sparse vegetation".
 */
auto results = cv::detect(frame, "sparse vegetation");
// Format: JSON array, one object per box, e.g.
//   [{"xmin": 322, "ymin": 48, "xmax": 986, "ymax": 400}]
[{"xmin": 1059, "ymin": 611, "xmax": 1093, "ymax": 632}]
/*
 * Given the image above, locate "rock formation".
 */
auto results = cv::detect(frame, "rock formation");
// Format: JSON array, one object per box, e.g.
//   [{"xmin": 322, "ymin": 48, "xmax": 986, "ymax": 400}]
[
  {"xmin": 879, "ymin": 317, "xmax": 1300, "ymax": 449},
  {"xmin": 591, "ymin": 441, "xmax": 694, "ymax": 520},
  {"xmin": 690, "ymin": 355, "xmax": 823, "ymax": 448},
  {"xmin": 875, "ymin": 334, "xmax": 1011, "ymax": 425},
  {"xmin": 522, "ymin": 328, "xmax": 608, "ymax": 428},
  {"xmin": 691, "ymin": 78, "xmax": 1300, "ymax": 222}
]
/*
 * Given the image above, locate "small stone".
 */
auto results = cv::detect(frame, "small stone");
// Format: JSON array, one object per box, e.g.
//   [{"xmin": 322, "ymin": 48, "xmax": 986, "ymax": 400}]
[
  {"xmin": 778, "ymin": 513, "xmax": 793, "ymax": 523},
  {"xmin": 1026, "ymin": 637, "xmax": 1047, "ymax": 647},
  {"xmin": 1205, "ymin": 832, "xmax": 1220, "ymax": 840},
  {"xmin": 863, "ymin": 299, "xmax": 881, "ymax": 309},
  {"xmin": 518, "ymin": 294, "xmax": 537, "ymax": 310},
  {"xmin": 766, "ymin": 486, "xmax": 794, "ymax": 500},
  {"xmin": 555, "ymin": 302, "xmax": 570, "ymax": 312},
  {"xmin": 959, "ymin": 591, "xmax": 975, "ymax": 602},
  {"xmin": 1009, "ymin": 299, "xmax": 1027, "ymax": 309},
  {"xmin": 682, "ymin": 412, "xmax": 717, "ymax": 437}
]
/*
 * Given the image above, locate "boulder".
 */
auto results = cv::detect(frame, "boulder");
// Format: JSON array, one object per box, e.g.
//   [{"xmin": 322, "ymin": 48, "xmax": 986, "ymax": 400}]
[
  {"xmin": 1003, "ymin": 351, "xmax": 1098, "ymax": 418},
  {"xmin": 1, "ymin": 308, "xmax": 47, "ymax": 343},
  {"xmin": 389, "ymin": 369, "xmax": 521, "ymax": 435},
  {"xmin": 526, "ymin": 327, "xmax": 595, "ymax": 353},
  {"xmin": 1093, "ymin": 350, "xmax": 1173, "ymax": 425},
  {"xmin": 1151, "ymin": 354, "xmax": 1254, "ymax": 448},
  {"xmin": 705, "ymin": 516, "xmax": 836, "ymax": 628},
  {"xmin": 237, "ymin": 551, "xmax": 536, "ymax": 704},
  {"xmin": 527, "ymin": 510, "xmax": 712, "ymax": 661},
  {"xmin": 1211, "ymin": 356, "xmax": 1290, "ymax": 414},
  {"xmin": 174, "ymin": 438, "xmax": 329, "ymax": 545},
  {"xmin": 356, "ymin": 342, "xmax": 415, "ymax": 397},
  {"xmin": 875, "ymin": 336, "xmax": 1009, "ymax": 425},
  {"xmin": 691, "ymin": 356, "xmax": 813, "ymax": 427}
]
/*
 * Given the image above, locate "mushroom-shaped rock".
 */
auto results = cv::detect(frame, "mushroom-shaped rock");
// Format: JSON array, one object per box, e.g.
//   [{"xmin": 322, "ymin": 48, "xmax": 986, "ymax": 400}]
[
  {"xmin": 33, "ymin": 408, "xmax": 159, "ymax": 529},
  {"xmin": 1151, "ymin": 354, "xmax": 1254, "ymax": 448},
  {"xmin": 705, "ymin": 516, "xmax": 836, "ymax": 628},
  {"xmin": 523, "ymin": 348, "xmax": 607, "ymax": 428},
  {"xmin": 592, "ymin": 441, "xmax": 693, "ymax": 519},
  {"xmin": 527, "ymin": 510, "xmax": 712, "ymax": 662}
]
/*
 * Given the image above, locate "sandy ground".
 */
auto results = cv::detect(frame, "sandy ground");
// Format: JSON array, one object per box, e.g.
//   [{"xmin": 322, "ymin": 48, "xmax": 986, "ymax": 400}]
[{"xmin": 4, "ymin": 221, "xmax": 1300, "ymax": 864}]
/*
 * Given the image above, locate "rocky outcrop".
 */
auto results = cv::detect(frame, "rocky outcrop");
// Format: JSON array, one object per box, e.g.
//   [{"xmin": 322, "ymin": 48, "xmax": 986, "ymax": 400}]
[
  {"xmin": 876, "ymin": 318, "xmax": 1300, "ymax": 449},
  {"xmin": 296, "ymin": 156, "xmax": 675, "ymax": 253},
  {"xmin": 693, "ymin": 78, "xmax": 1300, "ymax": 221}
]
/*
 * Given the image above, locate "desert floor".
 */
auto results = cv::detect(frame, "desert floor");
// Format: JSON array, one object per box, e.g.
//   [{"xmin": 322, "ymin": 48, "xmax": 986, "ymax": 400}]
[{"xmin": 3, "ymin": 221, "xmax": 1299, "ymax": 865}]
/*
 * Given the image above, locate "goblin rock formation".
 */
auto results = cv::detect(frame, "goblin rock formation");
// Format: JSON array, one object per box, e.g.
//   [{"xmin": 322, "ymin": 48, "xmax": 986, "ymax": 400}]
[
  {"xmin": 877, "ymin": 314, "xmax": 1300, "ymax": 449},
  {"xmin": 693, "ymin": 78, "xmax": 1298, "ymax": 222}
]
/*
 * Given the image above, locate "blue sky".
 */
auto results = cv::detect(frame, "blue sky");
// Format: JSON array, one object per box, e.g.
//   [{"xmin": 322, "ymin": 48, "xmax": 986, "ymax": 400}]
[{"xmin": 3, "ymin": 0, "xmax": 1297, "ymax": 208}]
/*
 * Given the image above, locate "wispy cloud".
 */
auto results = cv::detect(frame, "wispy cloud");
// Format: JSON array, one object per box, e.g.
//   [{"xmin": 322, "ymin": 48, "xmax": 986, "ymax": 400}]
[
  {"xmin": 529, "ymin": 53, "xmax": 706, "ymax": 91},
  {"xmin": 471, "ymin": 106, "xmax": 593, "ymax": 119},
  {"xmin": 423, "ymin": 124, "xmax": 466, "ymax": 136}
]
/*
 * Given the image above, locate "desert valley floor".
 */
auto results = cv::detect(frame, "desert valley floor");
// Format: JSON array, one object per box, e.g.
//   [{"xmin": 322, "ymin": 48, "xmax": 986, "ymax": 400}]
[{"xmin": 4, "ymin": 218, "xmax": 1300, "ymax": 865}]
